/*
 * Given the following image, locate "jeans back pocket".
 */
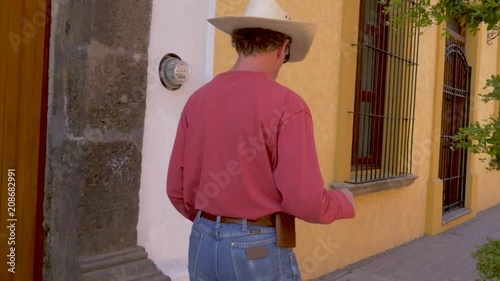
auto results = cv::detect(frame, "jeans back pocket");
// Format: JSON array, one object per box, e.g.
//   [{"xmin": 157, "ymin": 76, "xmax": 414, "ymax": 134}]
[{"xmin": 230, "ymin": 236, "xmax": 281, "ymax": 281}]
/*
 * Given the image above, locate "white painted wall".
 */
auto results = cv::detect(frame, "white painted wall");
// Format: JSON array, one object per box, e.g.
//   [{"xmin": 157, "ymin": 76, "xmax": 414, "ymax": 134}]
[{"xmin": 138, "ymin": 1, "xmax": 215, "ymax": 280}]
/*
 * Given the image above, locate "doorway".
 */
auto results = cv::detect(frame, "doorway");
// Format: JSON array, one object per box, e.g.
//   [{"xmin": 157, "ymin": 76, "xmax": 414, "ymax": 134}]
[{"xmin": 438, "ymin": 22, "xmax": 471, "ymax": 216}]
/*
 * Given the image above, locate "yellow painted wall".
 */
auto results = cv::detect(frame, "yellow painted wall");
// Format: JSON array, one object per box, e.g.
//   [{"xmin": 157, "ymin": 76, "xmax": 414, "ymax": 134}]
[
  {"xmin": 213, "ymin": 1, "xmax": 500, "ymax": 279},
  {"xmin": 474, "ymin": 27, "xmax": 500, "ymax": 210}
]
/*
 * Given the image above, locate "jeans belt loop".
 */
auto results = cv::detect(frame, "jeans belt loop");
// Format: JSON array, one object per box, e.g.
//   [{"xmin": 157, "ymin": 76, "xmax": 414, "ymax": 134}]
[
  {"xmin": 215, "ymin": 215, "xmax": 222, "ymax": 228},
  {"xmin": 242, "ymin": 218, "xmax": 248, "ymax": 232},
  {"xmin": 195, "ymin": 210, "xmax": 202, "ymax": 222}
]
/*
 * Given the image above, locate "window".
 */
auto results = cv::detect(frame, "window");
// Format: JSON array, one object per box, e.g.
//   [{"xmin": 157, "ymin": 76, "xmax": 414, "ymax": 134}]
[
  {"xmin": 349, "ymin": 0, "xmax": 420, "ymax": 183},
  {"xmin": 439, "ymin": 20, "xmax": 470, "ymax": 214}
]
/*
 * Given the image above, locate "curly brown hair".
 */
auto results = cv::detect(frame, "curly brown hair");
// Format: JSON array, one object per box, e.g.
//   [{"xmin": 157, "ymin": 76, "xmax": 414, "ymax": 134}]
[{"xmin": 231, "ymin": 28, "xmax": 291, "ymax": 56}]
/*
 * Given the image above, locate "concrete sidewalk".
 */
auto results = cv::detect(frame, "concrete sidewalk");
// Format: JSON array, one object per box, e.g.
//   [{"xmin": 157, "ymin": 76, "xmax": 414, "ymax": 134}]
[{"xmin": 315, "ymin": 204, "xmax": 500, "ymax": 281}]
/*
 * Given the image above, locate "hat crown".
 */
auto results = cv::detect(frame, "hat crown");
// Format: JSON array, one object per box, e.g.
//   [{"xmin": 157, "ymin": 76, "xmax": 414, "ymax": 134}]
[
  {"xmin": 207, "ymin": 0, "xmax": 317, "ymax": 62},
  {"xmin": 243, "ymin": 0, "xmax": 292, "ymax": 21}
]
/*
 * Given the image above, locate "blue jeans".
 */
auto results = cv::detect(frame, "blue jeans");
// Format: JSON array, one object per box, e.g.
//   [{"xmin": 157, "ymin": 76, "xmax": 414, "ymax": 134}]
[{"xmin": 189, "ymin": 211, "xmax": 302, "ymax": 281}]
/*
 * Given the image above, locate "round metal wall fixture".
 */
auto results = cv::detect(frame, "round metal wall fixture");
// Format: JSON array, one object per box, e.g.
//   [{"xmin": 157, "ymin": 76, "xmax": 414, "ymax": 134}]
[{"xmin": 158, "ymin": 53, "xmax": 192, "ymax": 91}]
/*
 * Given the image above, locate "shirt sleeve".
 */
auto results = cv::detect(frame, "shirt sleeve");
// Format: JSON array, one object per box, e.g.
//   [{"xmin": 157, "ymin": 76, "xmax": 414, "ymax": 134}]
[
  {"xmin": 166, "ymin": 112, "xmax": 196, "ymax": 221},
  {"xmin": 273, "ymin": 103, "xmax": 355, "ymax": 224}
]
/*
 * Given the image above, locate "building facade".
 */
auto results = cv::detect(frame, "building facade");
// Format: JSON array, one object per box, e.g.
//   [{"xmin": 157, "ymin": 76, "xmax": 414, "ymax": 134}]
[{"xmin": 0, "ymin": 0, "xmax": 499, "ymax": 280}]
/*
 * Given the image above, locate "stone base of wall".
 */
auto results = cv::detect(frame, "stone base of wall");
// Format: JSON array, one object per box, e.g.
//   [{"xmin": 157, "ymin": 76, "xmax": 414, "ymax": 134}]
[{"xmin": 80, "ymin": 247, "xmax": 170, "ymax": 281}]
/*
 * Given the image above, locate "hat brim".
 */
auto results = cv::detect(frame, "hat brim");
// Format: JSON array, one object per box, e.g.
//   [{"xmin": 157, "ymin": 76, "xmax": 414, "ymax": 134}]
[{"xmin": 208, "ymin": 16, "xmax": 317, "ymax": 63}]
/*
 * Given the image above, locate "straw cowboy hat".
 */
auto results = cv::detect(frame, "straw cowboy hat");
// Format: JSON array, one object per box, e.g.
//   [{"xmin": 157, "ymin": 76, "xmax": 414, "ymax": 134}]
[{"xmin": 208, "ymin": 0, "xmax": 317, "ymax": 63}]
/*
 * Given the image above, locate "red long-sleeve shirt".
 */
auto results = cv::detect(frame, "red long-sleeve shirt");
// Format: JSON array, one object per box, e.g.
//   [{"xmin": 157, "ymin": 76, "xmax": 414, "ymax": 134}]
[{"xmin": 167, "ymin": 71, "xmax": 355, "ymax": 223}]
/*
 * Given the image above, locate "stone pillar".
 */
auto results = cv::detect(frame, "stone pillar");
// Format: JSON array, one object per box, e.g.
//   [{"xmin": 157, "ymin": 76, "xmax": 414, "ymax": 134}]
[{"xmin": 44, "ymin": 1, "xmax": 169, "ymax": 280}]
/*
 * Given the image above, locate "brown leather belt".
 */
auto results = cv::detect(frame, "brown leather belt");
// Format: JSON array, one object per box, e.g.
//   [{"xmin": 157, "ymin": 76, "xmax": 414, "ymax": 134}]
[{"xmin": 200, "ymin": 212, "xmax": 275, "ymax": 227}]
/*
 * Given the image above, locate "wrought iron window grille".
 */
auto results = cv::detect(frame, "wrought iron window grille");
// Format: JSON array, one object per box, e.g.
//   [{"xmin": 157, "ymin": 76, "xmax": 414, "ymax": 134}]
[
  {"xmin": 439, "ymin": 39, "xmax": 471, "ymax": 215},
  {"xmin": 349, "ymin": 0, "xmax": 420, "ymax": 184}
]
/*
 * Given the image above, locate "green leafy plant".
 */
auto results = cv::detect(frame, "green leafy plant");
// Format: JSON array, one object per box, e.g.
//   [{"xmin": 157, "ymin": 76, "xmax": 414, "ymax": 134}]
[
  {"xmin": 379, "ymin": 0, "xmax": 500, "ymax": 35},
  {"xmin": 452, "ymin": 75, "xmax": 500, "ymax": 172},
  {"xmin": 471, "ymin": 237, "xmax": 500, "ymax": 281}
]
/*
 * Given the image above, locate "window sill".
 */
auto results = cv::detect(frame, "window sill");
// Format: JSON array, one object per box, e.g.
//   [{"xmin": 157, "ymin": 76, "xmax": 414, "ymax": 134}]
[
  {"xmin": 442, "ymin": 208, "xmax": 472, "ymax": 225},
  {"xmin": 329, "ymin": 174, "xmax": 419, "ymax": 196}
]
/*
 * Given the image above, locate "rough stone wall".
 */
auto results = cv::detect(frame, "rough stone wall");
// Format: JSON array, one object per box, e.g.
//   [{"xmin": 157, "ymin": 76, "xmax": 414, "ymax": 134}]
[{"xmin": 44, "ymin": 0, "xmax": 153, "ymax": 280}]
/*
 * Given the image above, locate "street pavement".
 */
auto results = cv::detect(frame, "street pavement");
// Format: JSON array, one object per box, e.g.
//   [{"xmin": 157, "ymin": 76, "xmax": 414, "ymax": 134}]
[{"xmin": 315, "ymin": 204, "xmax": 500, "ymax": 281}]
